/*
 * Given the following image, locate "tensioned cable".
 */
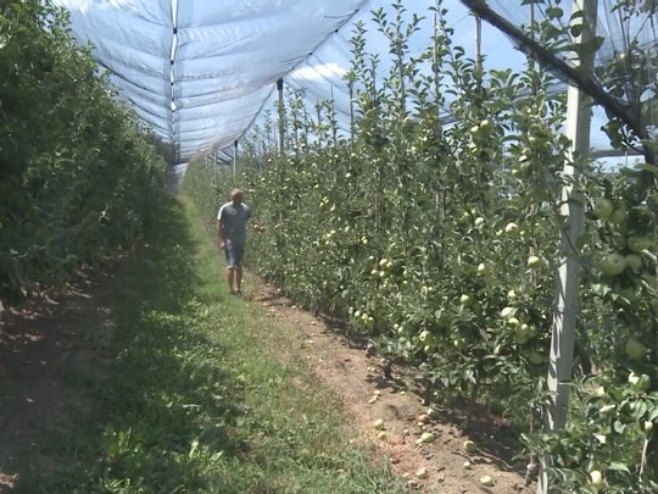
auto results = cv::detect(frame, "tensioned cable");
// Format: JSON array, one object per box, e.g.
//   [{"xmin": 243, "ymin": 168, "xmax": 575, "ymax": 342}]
[{"xmin": 169, "ymin": 0, "xmax": 180, "ymax": 163}]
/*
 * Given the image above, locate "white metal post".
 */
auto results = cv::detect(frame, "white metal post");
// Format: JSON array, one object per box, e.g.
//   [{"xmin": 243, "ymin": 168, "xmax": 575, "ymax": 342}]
[{"xmin": 538, "ymin": 0, "xmax": 598, "ymax": 492}]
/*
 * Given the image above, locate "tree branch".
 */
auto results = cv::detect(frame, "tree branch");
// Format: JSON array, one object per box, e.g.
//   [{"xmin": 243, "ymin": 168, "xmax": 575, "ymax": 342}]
[{"xmin": 459, "ymin": 0, "xmax": 648, "ymax": 142}]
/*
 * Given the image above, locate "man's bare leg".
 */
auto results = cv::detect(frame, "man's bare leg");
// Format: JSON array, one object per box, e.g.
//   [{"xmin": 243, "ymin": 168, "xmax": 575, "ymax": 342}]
[
  {"xmin": 227, "ymin": 267, "xmax": 235, "ymax": 293},
  {"xmin": 235, "ymin": 267, "xmax": 243, "ymax": 294}
]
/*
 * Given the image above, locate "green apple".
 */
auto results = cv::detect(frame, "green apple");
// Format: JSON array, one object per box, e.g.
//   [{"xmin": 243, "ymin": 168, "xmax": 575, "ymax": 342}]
[
  {"xmin": 514, "ymin": 324, "xmax": 532, "ymax": 344},
  {"xmin": 463, "ymin": 440, "xmax": 477, "ymax": 454},
  {"xmin": 589, "ymin": 470, "xmax": 604, "ymax": 490},
  {"xmin": 418, "ymin": 431, "xmax": 434, "ymax": 444},
  {"xmin": 520, "ymin": 323, "xmax": 534, "ymax": 334},
  {"xmin": 625, "ymin": 338, "xmax": 647, "ymax": 360},
  {"xmin": 460, "ymin": 294, "xmax": 471, "ymax": 305},
  {"xmin": 504, "ymin": 222, "xmax": 519, "ymax": 233},
  {"xmin": 609, "ymin": 206, "xmax": 627, "ymax": 225},
  {"xmin": 419, "ymin": 330, "xmax": 435, "ymax": 347},
  {"xmin": 593, "ymin": 198, "xmax": 614, "ymax": 220},
  {"xmin": 527, "ymin": 255, "xmax": 541, "ymax": 268},
  {"xmin": 600, "ymin": 253, "xmax": 626, "ymax": 276},
  {"xmin": 500, "ymin": 306, "xmax": 516, "ymax": 319},
  {"xmin": 627, "ymin": 235, "xmax": 653, "ymax": 254},
  {"xmin": 453, "ymin": 337, "xmax": 466, "ymax": 349},
  {"xmin": 477, "ymin": 262, "xmax": 486, "ymax": 274},
  {"xmin": 625, "ymin": 254, "xmax": 642, "ymax": 272},
  {"xmin": 474, "ymin": 217, "xmax": 485, "ymax": 227},
  {"xmin": 479, "ymin": 475, "xmax": 494, "ymax": 487},
  {"xmin": 528, "ymin": 351, "xmax": 546, "ymax": 365}
]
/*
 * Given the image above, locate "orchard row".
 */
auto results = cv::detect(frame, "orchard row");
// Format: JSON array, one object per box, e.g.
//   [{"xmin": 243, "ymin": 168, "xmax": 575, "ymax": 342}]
[
  {"xmin": 185, "ymin": 1, "xmax": 657, "ymax": 491},
  {"xmin": 0, "ymin": 0, "xmax": 169, "ymax": 305}
]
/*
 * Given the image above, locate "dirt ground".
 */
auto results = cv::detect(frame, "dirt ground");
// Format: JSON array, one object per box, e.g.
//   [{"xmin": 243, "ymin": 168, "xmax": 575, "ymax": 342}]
[
  {"xmin": 247, "ymin": 275, "xmax": 533, "ymax": 494},
  {"xmin": 0, "ymin": 267, "xmax": 533, "ymax": 493},
  {"xmin": 0, "ymin": 271, "xmax": 114, "ymax": 492}
]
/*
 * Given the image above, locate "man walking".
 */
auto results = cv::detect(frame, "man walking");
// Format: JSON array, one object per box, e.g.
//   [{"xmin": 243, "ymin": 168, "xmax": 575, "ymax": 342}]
[{"xmin": 217, "ymin": 188, "xmax": 251, "ymax": 295}]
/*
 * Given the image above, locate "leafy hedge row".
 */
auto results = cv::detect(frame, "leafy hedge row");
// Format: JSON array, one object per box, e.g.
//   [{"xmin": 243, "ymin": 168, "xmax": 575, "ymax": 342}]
[{"xmin": 0, "ymin": 0, "xmax": 167, "ymax": 305}]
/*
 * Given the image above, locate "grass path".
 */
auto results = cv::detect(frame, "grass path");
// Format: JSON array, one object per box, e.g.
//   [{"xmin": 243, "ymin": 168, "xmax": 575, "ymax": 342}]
[{"xmin": 4, "ymin": 196, "xmax": 406, "ymax": 493}]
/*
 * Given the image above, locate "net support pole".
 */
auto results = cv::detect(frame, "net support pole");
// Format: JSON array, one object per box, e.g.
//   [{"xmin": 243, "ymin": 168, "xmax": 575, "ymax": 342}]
[
  {"xmin": 348, "ymin": 80, "xmax": 354, "ymax": 141},
  {"xmin": 475, "ymin": 13, "xmax": 482, "ymax": 80},
  {"xmin": 316, "ymin": 101, "xmax": 323, "ymax": 148},
  {"xmin": 277, "ymin": 78, "xmax": 285, "ymax": 155},
  {"xmin": 331, "ymin": 85, "xmax": 337, "ymax": 145},
  {"xmin": 538, "ymin": 0, "xmax": 597, "ymax": 492},
  {"xmin": 233, "ymin": 140, "xmax": 238, "ymax": 183}
]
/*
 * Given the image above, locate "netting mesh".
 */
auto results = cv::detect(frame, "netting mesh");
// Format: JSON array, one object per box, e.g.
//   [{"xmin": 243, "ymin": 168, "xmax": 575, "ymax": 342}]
[
  {"xmin": 55, "ymin": 0, "xmax": 370, "ymax": 162},
  {"xmin": 54, "ymin": 0, "xmax": 656, "ymax": 163}
]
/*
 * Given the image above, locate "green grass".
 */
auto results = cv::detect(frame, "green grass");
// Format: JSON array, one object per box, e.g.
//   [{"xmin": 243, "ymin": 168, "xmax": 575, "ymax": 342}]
[{"xmin": 14, "ymin": 196, "xmax": 406, "ymax": 494}]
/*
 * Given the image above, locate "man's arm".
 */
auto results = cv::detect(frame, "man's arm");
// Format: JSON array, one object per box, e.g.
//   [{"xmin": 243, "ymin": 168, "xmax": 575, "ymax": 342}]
[
  {"xmin": 217, "ymin": 207, "xmax": 226, "ymax": 249},
  {"xmin": 217, "ymin": 220, "xmax": 225, "ymax": 246}
]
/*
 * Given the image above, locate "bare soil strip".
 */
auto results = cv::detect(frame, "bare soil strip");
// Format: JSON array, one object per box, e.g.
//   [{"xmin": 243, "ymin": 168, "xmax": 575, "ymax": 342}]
[
  {"xmin": 0, "ymin": 272, "xmax": 114, "ymax": 492},
  {"xmin": 248, "ymin": 275, "xmax": 531, "ymax": 494}
]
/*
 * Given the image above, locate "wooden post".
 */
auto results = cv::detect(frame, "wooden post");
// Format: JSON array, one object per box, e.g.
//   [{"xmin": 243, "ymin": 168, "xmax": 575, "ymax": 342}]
[
  {"xmin": 538, "ymin": 0, "xmax": 597, "ymax": 492},
  {"xmin": 277, "ymin": 78, "xmax": 285, "ymax": 155}
]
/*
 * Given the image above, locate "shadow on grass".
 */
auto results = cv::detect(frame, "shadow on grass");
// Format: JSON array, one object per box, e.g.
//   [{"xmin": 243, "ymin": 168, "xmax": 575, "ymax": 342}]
[{"xmin": 14, "ymin": 197, "xmax": 250, "ymax": 493}]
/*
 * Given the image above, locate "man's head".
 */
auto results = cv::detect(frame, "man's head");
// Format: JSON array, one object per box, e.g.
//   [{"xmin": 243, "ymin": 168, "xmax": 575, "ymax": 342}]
[{"xmin": 230, "ymin": 188, "xmax": 243, "ymax": 205}]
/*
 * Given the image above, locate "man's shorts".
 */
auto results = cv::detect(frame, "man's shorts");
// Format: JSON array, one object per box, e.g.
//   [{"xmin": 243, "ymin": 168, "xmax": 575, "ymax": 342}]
[{"xmin": 224, "ymin": 242, "xmax": 245, "ymax": 268}]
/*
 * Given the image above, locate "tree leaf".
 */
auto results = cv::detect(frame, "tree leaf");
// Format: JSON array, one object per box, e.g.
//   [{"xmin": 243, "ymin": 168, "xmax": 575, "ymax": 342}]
[{"xmin": 607, "ymin": 462, "xmax": 630, "ymax": 473}]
